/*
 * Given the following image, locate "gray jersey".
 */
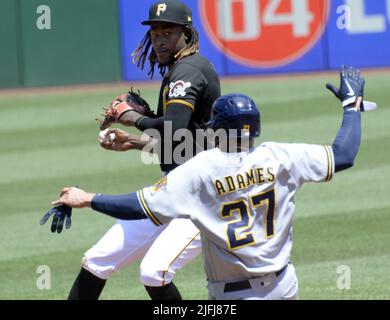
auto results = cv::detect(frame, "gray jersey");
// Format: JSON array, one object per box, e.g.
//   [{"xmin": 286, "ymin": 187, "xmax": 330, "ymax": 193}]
[{"xmin": 138, "ymin": 142, "xmax": 334, "ymax": 282}]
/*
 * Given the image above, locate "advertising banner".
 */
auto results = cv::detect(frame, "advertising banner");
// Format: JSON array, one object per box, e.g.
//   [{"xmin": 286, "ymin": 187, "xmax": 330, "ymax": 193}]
[{"xmin": 119, "ymin": 0, "xmax": 390, "ymax": 81}]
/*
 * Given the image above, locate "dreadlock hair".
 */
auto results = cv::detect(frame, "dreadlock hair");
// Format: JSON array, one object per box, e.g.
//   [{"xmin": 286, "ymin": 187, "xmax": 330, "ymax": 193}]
[{"xmin": 132, "ymin": 25, "xmax": 200, "ymax": 79}]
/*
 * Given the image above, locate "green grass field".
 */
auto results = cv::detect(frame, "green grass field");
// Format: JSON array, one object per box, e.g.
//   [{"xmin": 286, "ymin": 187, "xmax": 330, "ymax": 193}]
[{"xmin": 1, "ymin": 71, "xmax": 389, "ymax": 300}]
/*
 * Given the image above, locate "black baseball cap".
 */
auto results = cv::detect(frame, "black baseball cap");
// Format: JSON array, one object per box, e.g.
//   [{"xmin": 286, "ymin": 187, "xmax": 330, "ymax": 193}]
[{"xmin": 142, "ymin": 0, "xmax": 193, "ymax": 26}]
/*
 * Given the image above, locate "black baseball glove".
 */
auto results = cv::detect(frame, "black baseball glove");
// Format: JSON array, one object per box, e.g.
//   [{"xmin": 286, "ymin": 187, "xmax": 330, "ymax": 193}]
[
  {"xmin": 326, "ymin": 66, "xmax": 365, "ymax": 107},
  {"xmin": 40, "ymin": 204, "xmax": 72, "ymax": 233}
]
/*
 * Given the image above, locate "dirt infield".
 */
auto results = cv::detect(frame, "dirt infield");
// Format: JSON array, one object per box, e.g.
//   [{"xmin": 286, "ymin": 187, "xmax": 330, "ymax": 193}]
[{"xmin": 1, "ymin": 67, "xmax": 389, "ymax": 97}]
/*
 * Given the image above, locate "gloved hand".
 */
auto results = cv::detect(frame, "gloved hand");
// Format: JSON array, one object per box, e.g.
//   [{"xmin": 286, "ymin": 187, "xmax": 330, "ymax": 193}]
[
  {"xmin": 97, "ymin": 88, "xmax": 155, "ymax": 130},
  {"xmin": 326, "ymin": 65, "xmax": 365, "ymax": 108},
  {"xmin": 40, "ymin": 204, "xmax": 72, "ymax": 233}
]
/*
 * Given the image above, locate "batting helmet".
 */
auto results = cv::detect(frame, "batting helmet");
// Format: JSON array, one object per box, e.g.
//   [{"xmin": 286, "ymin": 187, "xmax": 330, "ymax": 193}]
[{"xmin": 207, "ymin": 93, "xmax": 261, "ymax": 138}]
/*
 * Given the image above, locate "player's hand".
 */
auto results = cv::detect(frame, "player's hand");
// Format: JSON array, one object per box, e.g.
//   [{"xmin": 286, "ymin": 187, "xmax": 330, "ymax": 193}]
[
  {"xmin": 51, "ymin": 187, "xmax": 95, "ymax": 208},
  {"xmin": 99, "ymin": 128, "xmax": 145, "ymax": 152},
  {"xmin": 326, "ymin": 66, "xmax": 365, "ymax": 108}
]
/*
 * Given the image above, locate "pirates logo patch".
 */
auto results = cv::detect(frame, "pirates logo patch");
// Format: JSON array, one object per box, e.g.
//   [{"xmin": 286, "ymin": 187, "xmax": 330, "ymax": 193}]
[{"xmin": 168, "ymin": 80, "xmax": 191, "ymax": 98}]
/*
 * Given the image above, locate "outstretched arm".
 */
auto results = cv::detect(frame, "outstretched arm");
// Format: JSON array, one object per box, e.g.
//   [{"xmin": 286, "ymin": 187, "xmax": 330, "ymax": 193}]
[
  {"xmin": 51, "ymin": 187, "xmax": 147, "ymax": 220},
  {"xmin": 326, "ymin": 66, "xmax": 365, "ymax": 173},
  {"xmin": 332, "ymin": 98, "xmax": 361, "ymax": 172}
]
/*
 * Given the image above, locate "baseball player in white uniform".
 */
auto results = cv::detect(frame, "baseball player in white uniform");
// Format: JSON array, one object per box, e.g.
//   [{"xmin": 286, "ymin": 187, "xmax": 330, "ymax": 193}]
[
  {"xmin": 47, "ymin": 66, "xmax": 369, "ymax": 299},
  {"xmin": 41, "ymin": 0, "xmax": 220, "ymax": 301}
]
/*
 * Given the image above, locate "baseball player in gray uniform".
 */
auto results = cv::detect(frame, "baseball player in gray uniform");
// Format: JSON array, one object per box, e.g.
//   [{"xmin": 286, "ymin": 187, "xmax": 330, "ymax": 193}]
[{"xmin": 47, "ymin": 66, "xmax": 370, "ymax": 299}]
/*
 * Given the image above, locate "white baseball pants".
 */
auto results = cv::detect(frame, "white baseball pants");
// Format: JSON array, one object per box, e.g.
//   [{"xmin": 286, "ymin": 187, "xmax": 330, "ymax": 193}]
[
  {"xmin": 82, "ymin": 218, "xmax": 201, "ymax": 286},
  {"xmin": 207, "ymin": 263, "xmax": 298, "ymax": 300}
]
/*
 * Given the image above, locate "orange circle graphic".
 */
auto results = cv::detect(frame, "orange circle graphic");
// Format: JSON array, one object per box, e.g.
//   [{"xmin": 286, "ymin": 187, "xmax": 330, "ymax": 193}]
[{"xmin": 199, "ymin": 0, "xmax": 330, "ymax": 68}]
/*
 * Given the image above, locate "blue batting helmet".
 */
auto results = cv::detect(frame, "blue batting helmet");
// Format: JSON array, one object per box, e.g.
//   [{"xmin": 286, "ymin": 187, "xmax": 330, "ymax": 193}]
[{"xmin": 207, "ymin": 93, "xmax": 260, "ymax": 138}]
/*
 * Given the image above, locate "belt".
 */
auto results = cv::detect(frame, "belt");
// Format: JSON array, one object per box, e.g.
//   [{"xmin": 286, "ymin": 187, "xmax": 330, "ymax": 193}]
[{"xmin": 224, "ymin": 264, "xmax": 288, "ymax": 293}]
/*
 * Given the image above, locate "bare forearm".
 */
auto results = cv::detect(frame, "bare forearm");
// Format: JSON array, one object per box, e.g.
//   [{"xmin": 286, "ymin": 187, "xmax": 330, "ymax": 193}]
[
  {"xmin": 83, "ymin": 193, "xmax": 96, "ymax": 207},
  {"xmin": 118, "ymin": 111, "xmax": 144, "ymax": 127},
  {"xmin": 128, "ymin": 134, "xmax": 157, "ymax": 152},
  {"xmin": 52, "ymin": 187, "xmax": 96, "ymax": 208}
]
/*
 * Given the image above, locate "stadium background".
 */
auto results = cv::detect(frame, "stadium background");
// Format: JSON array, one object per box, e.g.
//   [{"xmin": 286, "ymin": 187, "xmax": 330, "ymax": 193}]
[{"xmin": 0, "ymin": 0, "xmax": 389, "ymax": 299}]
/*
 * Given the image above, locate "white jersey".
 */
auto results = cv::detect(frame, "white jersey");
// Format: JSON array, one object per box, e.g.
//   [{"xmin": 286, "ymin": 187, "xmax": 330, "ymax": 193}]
[{"xmin": 138, "ymin": 142, "xmax": 334, "ymax": 282}]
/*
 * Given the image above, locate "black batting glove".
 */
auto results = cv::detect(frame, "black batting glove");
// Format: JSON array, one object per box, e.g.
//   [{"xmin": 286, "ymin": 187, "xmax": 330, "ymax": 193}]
[
  {"xmin": 326, "ymin": 66, "xmax": 365, "ymax": 107},
  {"xmin": 40, "ymin": 204, "xmax": 72, "ymax": 233}
]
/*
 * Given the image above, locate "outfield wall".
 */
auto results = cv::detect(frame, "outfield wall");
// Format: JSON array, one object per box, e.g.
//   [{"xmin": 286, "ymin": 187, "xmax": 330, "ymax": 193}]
[
  {"xmin": 120, "ymin": 0, "xmax": 390, "ymax": 80},
  {"xmin": 0, "ymin": 0, "xmax": 20, "ymax": 87},
  {"xmin": 0, "ymin": 0, "xmax": 122, "ymax": 88},
  {"xmin": 1, "ymin": 0, "xmax": 389, "ymax": 88}
]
